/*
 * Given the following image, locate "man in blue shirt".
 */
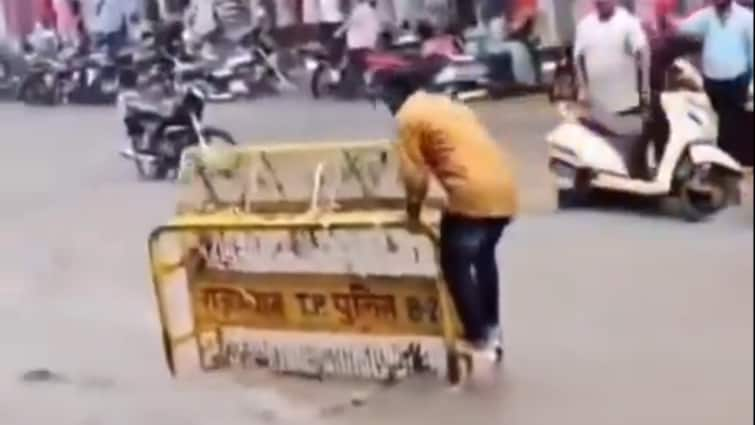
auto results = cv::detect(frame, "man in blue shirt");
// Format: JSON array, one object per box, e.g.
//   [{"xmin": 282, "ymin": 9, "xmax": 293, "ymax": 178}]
[
  {"xmin": 95, "ymin": 0, "xmax": 130, "ymax": 57},
  {"xmin": 669, "ymin": 0, "xmax": 753, "ymax": 165}
]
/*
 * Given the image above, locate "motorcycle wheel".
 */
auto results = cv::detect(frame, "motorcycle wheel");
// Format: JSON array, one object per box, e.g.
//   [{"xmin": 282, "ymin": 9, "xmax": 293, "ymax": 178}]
[
  {"xmin": 19, "ymin": 74, "xmax": 60, "ymax": 106},
  {"xmin": 551, "ymin": 160, "xmax": 591, "ymax": 209},
  {"xmin": 311, "ymin": 64, "xmax": 336, "ymax": 99},
  {"xmin": 131, "ymin": 135, "xmax": 169, "ymax": 181},
  {"xmin": 134, "ymin": 156, "xmax": 168, "ymax": 181},
  {"xmin": 678, "ymin": 161, "xmax": 741, "ymax": 222}
]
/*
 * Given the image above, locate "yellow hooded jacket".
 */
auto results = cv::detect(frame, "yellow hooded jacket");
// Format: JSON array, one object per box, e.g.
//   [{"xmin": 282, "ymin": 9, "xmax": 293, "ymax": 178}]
[{"xmin": 395, "ymin": 91, "xmax": 519, "ymax": 218}]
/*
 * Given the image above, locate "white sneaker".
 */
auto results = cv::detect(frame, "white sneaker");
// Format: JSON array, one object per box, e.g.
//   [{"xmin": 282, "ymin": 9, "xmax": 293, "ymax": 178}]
[
  {"xmin": 486, "ymin": 326, "xmax": 504, "ymax": 364},
  {"xmin": 458, "ymin": 340, "xmax": 498, "ymax": 362}
]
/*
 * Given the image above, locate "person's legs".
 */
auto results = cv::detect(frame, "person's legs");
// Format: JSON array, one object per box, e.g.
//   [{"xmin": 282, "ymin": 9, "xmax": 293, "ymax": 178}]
[
  {"xmin": 617, "ymin": 105, "xmax": 651, "ymax": 179},
  {"xmin": 343, "ymin": 48, "xmax": 368, "ymax": 97},
  {"xmin": 321, "ymin": 23, "xmax": 344, "ymax": 64},
  {"xmin": 705, "ymin": 77, "xmax": 731, "ymax": 150},
  {"xmin": 705, "ymin": 75, "xmax": 750, "ymax": 163},
  {"xmin": 473, "ymin": 218, "xmax": 510, "ymax": 335},
  {"xmin": 440, "ymin": 213, "xmax": 488, "ymax": 346},
  {"xmin": 728, "ymin": 74, "xmax": 751, "ymax": 166},
  {"xmin": 648, "ymin": 92, "xmax": 670, "ymax": 166},
  {"xmin": 486, "ymin": 52, "xmax": 515, "ymax": 84}
]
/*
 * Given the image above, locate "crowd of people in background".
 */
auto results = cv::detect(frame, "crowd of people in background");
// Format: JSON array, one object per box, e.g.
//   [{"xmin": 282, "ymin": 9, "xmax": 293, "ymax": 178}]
[
  {"xmin": 572, "ymin": 0, "xmax": 752, "ymax": 168},
  {"xmin": 1, "ymin": 0, "xmax": 752, "ymax": 164}
]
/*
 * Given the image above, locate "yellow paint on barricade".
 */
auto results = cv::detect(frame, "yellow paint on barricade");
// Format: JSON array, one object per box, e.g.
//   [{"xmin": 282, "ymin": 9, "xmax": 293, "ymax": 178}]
[
  {"xmin": 149, "ymin": 209, "xmax": 471, "ymax": 383},
  {"xmin": 175, "ymin": 140, "xmax": 445, "ymax": 214}
]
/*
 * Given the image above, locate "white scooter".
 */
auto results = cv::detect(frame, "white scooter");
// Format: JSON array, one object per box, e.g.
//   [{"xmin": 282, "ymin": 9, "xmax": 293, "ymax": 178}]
[{"xmin": 546, "ymin": 59, "xmax": 745, "ymax": 221}]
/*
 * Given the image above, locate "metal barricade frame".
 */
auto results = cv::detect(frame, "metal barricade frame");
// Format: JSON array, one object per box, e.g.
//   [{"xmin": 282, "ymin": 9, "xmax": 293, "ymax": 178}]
[
  {"xmin": 149, "ymin": 209, "xmax": 471, "ymax": 384},
  {"xmin": 175, "ymin": 140, "xmax": 446, "ymax": 215}
]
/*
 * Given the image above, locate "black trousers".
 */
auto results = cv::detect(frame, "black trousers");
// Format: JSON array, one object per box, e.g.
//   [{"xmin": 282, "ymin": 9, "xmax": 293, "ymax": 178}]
[
  {"xmin": 704, "ymin": 73, "xmax": 753, "ymax": 167},
  {"xmin": 318, "ymin": 22, "xmax": 343, "ymax": 63},
  {"xmin": 648, "ymin": 93, "xmax": 670, "ymax": 161},
  {"xmin": 342, "ymin": 48, "xmax": 370, "ymax": 98},
  {"xmin": 440, "ymin": 213, "xmax": 511, "ymax": 343}
]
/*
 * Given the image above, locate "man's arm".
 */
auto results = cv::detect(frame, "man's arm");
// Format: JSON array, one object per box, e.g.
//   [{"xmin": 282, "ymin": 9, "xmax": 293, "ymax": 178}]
[
  {"xmin": 335, "ymin": 4, "xmax": 360, "ymax": 38},
  {"xmin": 673, "ymin": 8, "xmax": 709, "ymax": 38},
  {"xmin": 629, "ymin": 17, "xmax": 652, "ymax": 104},
  {"xmin": 573, "ymin": 22, "xmax": 590, "ymax": 101},
  {"xmin": 395, "ymin": 123, "xmax": 430, "ymax": 221}
]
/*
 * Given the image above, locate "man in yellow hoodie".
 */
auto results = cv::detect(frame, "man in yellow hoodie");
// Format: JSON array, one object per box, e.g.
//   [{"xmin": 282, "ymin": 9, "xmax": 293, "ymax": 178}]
[{"xmin": 379, "ymin": 75, "xmax": 518, "ymax": 355}]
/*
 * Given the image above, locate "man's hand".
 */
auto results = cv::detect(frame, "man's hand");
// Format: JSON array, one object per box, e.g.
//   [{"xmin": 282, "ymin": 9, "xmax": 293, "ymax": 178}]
[
  {"xmin": 406, "ymin": 201, "xmax": 423, "ymax": 234},
  {"xmin": 640, "ymin": 89, "xmax": 651, "ymax": 109},
  {"xmin": 577, "ymin": 86, "xmax": 590, "ymax": 106}
]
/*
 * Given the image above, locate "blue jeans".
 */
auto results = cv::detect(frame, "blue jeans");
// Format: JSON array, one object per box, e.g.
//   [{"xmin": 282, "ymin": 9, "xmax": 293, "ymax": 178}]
[{"xmin": 440, "ymin": 213, "xmax": 510, "ymax": 344}]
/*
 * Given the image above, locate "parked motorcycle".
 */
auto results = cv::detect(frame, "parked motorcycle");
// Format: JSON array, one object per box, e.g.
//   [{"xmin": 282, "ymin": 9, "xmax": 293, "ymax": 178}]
[
  {"xmin": 66, "ymin": 50, "xmax": 131, "ymax": 104},
  {"xmin": 171, "ymin": 21, "xmax": 293, "ymax": 102},
  {"xmin": 455, "ymin": 26, "xmax": 564, "ymax": 101},
  {"xmin": 18, "ymin": 44, "xmax": 131, "ymax": 106},
  {"xmin": 307, "ymin": 32, "xmax": 422, "ymax": 100},
  {"xmin": 0, "ymin": 57, "xmax": 21, "ymax": 100},
  {"xmin": 17, "ymin": 45, "xmax": 70, "ymax": 106},
  {"xmin": 546, "ymin": 59, "xmax": 744, "ymax": 221},
  {"xmin": 118, "ymin": 83, "xmax": 237, "ymax": 180}
]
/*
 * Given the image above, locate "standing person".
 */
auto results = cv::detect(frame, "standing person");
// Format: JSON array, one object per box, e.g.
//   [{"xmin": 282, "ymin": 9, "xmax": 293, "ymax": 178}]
[
  {"xmin": 508, "ymin": 0, "xmax": 542, "ymax": 84},
  {"xmin": 335, "ymin": 0, "xmax": 381, "ymax": 96},
  {"xmin": 378, "ymin": 74, "xmax": 518, "ymax": 358},
  {"xmin": 0, "ymin": 1, "xmax": 8, "ymax": 42},
  {"xmin": 663, "ymin": 0, "xmax": 753, "ymax": 166},
  {"xmin": 319, "ymin": 0, "xmax": 345, "ymax": 44},
  {"xmin": 336, "ymin": 0, "xmax": 381, "ymax": 53},
  {"xmin": 318, "ymin": 0, "xmax": 346, "ymax": 63},
  {"xmin": 94, "ymin": 0, "xmax": 128, "ymax": 56},
  {"xmin": 69, "ymin": 0, "xmax": 91, "ymax": 53},
  {"xmin": 185, "ymin": 0, "xmax": 217, "ymax": 43},
  {"xmin": 643, "ymin": 0, "xmax": 701, "ymax": 160},
  {"xmin": 39, "ymin": 0, "xmax": 58, "ymax": 32},
  {"xmin": 574, "ymin": 0, "xmax": 651, "ymax": 114},
  {"xmin": 53, "ymin": 0, "xmax": 80, "ymax": 45}
]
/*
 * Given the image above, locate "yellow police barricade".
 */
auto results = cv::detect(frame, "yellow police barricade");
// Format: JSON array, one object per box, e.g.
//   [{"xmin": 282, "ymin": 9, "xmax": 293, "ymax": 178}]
[
  {"xmin": 149, "ymin": 142, "xmax": 478, "ymax": 384},
  {"xmin": 174, "ymin": 139, "xmax": 445, "ymax": 214},
  {"xmin": 149, "ymin": 208, "xmax": 477, "ymax": 384}
]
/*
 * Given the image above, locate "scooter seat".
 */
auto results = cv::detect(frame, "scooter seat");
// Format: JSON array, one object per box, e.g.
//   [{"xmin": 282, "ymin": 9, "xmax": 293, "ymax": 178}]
[
  {"xmin": 579, "ymin": 106, "xmax": 644, "ymax": 137},
  {"xmin": 579, "ymin": 109, "xmax": 648, "ymax": 178}
]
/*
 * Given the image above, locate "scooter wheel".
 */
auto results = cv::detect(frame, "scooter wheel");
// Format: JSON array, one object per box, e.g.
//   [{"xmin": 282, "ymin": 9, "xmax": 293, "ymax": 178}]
[
  {"xmin": 557, "ymin": 189, "xmax": 589, "ymax": 209},
  {"xmin": 678, "ymin": 165, "xmax": 739, "ymax": 222}
]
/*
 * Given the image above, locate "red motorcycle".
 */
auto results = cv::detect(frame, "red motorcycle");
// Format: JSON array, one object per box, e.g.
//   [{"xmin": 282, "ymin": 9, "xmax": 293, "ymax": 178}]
[{"xmin": 308, "ymin": 33, "xmax": 457, "ymax": 100}]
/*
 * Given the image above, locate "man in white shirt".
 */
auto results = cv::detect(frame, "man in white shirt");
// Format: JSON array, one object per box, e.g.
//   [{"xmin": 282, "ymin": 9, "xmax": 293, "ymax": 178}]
[
  {"xmin": 338, "ymin": 0, "xmax": 381, "ymax": 51},
  {"xmin": 320, "ymin": 0, "xmax": 345, "ymax": 29},
  {"xmin": 574, "ymin": 0, "xmax": 651, "ymax": 113},
  {"xmin": 335, "ymin": 0, "xmax": 381, "ymax": 97},
  {"xmin": 318, "ymin": 0, "xmax": 346, "ymax": 60}
]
